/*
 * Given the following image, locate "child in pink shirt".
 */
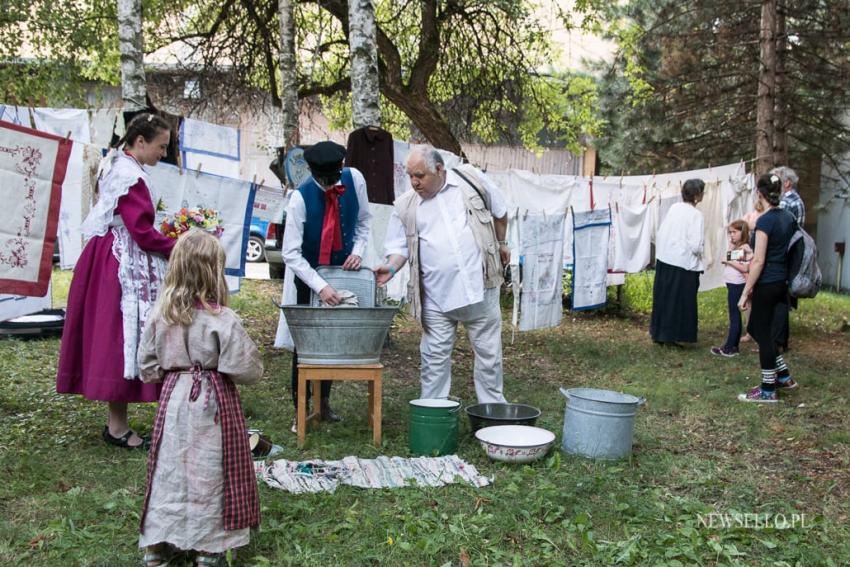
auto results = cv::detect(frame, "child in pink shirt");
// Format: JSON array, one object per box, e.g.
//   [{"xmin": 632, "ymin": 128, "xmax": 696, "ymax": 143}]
[{"xmin": 711, "ymin": 219, "xmax": 753, "ymax": 357}]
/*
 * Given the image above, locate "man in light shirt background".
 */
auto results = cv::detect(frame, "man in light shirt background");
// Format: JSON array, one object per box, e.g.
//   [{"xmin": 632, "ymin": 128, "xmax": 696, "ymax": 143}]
[{"xmin": 376, "ymin": 145, "xmax": 511, "ymax": 403}]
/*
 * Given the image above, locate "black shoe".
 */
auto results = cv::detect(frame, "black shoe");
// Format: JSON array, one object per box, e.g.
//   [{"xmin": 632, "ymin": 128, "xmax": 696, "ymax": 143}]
[
  {"xmin": 320, "ymin": 400, "xmax": 341, "ymax": 422},
  {"xmin": 102, "ymin": 426, "xmax": 149, "ymax": 450}
]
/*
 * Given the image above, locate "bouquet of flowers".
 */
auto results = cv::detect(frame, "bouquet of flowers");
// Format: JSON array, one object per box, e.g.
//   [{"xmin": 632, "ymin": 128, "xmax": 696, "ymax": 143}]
[{"xmin": 160, "ymin": 207, "xmax": 224, "ymax": 239}]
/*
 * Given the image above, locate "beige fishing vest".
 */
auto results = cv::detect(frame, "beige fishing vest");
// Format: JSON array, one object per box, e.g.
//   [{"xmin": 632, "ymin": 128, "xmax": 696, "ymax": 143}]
[{"xmin": 394, "ymin": 166, "xmax": 503, "ymax": 323}]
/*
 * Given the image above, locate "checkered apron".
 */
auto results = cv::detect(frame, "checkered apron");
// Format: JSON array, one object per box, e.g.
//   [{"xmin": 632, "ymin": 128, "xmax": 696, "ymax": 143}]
[{"xmin": 140, "ymin": 366, "xmax": 260, "ymax": 533}]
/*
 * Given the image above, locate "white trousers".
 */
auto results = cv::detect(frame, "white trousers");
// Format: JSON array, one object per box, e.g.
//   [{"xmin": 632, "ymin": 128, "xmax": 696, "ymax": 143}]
[{"xmin": 420, "ymin": 287, "xmax": 507, "ymax": 404}]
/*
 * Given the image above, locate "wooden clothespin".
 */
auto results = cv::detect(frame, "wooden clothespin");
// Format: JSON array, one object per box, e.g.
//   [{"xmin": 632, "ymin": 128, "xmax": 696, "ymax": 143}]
[
  {"xmin": 252, "ymin": 174, "xmax": 257, "ymax": 186},
  {"xmin": 64, "ymin": 131, "xmax": 72, "ymax": 142},
  {"xmin": 196, "ymin": 163, "xmax": 203, "ymax": 178},
  {"xmin": 258, "ymin": 178, "xmax": 265, "ymax": 187}
]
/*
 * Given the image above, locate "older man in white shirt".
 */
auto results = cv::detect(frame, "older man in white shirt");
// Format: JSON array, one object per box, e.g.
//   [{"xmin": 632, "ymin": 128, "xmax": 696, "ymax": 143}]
[{"xmin": 375, "ymin": 145, "xmax": 510, "ymax": 403}]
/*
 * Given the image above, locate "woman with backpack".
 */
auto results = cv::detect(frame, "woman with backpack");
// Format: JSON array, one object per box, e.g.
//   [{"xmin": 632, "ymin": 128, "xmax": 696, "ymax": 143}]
[{"xmin": 737, "ymin": 174, "xmax": 798, "ymax": 402}]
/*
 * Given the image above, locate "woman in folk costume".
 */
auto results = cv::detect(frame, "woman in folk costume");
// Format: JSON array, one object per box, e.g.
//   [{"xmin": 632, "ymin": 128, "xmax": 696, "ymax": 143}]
[
  {"xmin": 650, "ymin": 178, "xmax": 706, "ymax": 347},
  {"xmin": 56, "ymin": 113, "xmax": 176, "ymax": 449},
  {"xmin": 273, "ymin": 140, "xmax": 372, "ymax": 432},
  {"xmin": 137, "ymin": 229, "xmax": 262, "ymax": 567}
]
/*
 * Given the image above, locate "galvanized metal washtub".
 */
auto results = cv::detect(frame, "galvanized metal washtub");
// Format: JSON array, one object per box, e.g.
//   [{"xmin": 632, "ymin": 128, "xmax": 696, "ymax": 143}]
[
  {"xmin": 281, "ymin": 305, "xmax": 398, "ymax": 365},
  {"xmin": 559, "ymin": 387, "xmax": 646, "ymax": 460}
]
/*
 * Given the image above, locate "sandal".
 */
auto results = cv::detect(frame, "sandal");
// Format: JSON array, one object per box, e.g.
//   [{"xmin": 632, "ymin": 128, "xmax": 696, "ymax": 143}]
[
  {"xmin": 142, "ymin": 545, "xmax": 175, "ymax": 567},
  {"xmin": 103, "ymin": 426, "xmax": 149, "ymax": 450}
]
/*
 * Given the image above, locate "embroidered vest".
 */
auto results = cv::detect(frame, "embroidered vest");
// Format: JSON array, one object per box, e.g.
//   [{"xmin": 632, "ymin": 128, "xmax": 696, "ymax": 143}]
[{"xmin": 298, "ymin": 168, "xmax": 359, "ymax": 267}]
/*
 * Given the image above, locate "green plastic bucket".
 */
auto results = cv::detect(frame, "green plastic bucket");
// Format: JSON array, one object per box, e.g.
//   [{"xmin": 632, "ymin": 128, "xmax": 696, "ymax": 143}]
[{"xmin": 409, "ymin": 398, "xmax": 461, "ymax": 456}]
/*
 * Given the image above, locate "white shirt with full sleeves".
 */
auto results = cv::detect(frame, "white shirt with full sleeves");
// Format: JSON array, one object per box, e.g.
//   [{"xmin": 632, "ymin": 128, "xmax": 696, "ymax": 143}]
[
  {"xmin": 655, "ymin": 202, "xmax": 705, "ymax": 272},
  {"xmin": 281, "ymin": 169, "xmax": 372, "ymax": 293},
  {"xmin": 384, "ymin": 169, "xmax": 507, "ymax": 313}
]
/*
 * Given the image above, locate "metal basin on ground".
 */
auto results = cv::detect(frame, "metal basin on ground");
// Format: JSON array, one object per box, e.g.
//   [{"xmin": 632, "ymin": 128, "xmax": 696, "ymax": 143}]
[
  {"xmin": 475, "ymin": 425, "xmax": 556, "ymax": 463},
  {"xmin": 465, "ymin": 403, "xmax": 541, "ymax": 433},
  {"xmin": 281, "ymin": 305, "xmax": 397, "ymax": 365}
]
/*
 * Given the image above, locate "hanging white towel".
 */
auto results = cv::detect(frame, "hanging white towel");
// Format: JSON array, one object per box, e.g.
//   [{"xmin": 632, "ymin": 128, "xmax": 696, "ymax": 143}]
[
  {"xmin": 612, "ymin": 202, "xmax": 652, "ymax": 273},
  {"xmin": 0, "ymin": 285, "xmax": 52, "ymax": 322},
  {"xmin": 0, "ymin": 105, "xmax": 29, "ymax": 125},
  {"xmin": 363, "ymin": 202, "xmax": 409, "ymax": 302},
  {"xmin": 180, "ymin": 118, "xmax": 240, "ymax": 178},
  {"xmin": 697, "ymin": 180, "xmax": 726, "ymax": 292},
  {"xmin": 32, "ymin": 108, "xmax": 91, "ymax": 269},
  {"xmin": 145, "ymin": 162, "xmax": 256, "ymax": 280},
  {"xmin": 392, "ymin": 141, "xmax": 412, "ymax": 199},
  {"xmin": 572, "ymin": 208, "xmax": 611, "ymax": 310},
  {"xmin": 518, "ymin": 212, "xmax": 566, "ymax": 331}
]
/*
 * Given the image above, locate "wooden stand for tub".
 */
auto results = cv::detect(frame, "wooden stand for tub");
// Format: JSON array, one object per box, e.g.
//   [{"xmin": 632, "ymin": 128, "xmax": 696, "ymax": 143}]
[{"xmin": 296, "ymin": 363, "xmax": 383, "ymax": 448}]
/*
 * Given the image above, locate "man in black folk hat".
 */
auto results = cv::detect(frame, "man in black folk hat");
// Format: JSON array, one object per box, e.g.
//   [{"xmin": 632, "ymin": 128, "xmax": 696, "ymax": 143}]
[{"xmin": 279, "ymin": 141, "xmax": 372, "ymax": 431}]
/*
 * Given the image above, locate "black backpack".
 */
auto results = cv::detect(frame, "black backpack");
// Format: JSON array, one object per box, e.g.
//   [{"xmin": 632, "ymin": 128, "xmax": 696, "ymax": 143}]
[{"xmin": 786, "ymin": 228, "xmax": 822, "ymax": 298}]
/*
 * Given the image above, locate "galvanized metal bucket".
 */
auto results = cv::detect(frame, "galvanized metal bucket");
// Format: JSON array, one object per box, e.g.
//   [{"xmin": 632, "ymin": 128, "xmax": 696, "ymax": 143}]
[
  {"xmin": 281, "ymin": 305, "xmax": 397, "ymax": 365},
  {"xmin": 559, "ymin": 387, "xmax": 646, "ymax": 460}
]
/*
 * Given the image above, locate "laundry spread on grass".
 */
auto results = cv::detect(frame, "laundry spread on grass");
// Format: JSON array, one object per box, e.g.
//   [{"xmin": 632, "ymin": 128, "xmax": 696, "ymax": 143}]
[{"xmin": 258, "ymin": 455, "xmax": 490, "ymax": 494}]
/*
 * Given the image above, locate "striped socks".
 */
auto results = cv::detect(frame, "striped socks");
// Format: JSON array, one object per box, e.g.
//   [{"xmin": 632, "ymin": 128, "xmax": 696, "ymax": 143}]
[
  {"xmin": 761, "ymin": 368, "xmax": 777, "ymax": 391},
  {"xmin": 776, "ymin": 355, "xmax": 790, "ymax": 380}
]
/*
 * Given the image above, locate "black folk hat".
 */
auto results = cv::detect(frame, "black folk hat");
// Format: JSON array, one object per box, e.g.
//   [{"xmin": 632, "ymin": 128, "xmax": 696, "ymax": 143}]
[{"xmin": 304, "ymin": 141, "xmax": 346, "ymax": 176}]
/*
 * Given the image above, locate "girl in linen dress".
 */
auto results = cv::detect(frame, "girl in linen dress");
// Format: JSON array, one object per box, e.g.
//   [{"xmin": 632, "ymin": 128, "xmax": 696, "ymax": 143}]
[
  {"xmin": 57, "ymin": 113, "xmax": 175, "ymax": 449},
  {"xmin": 137, "ymin": 230, "xmax": 262, "ymax": 567}
]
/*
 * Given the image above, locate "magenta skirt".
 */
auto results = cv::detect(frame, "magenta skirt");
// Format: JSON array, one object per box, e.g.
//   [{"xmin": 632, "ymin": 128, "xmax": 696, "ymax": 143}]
[{"xmin": 56, "ymin": 232, "xmax": 162, "ymax": 403}]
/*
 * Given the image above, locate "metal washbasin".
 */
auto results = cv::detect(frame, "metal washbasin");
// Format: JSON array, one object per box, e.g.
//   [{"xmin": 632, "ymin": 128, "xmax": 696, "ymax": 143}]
[{"xmin": 281, "ymin": 305, "xmax": 397, "ymax": 365}]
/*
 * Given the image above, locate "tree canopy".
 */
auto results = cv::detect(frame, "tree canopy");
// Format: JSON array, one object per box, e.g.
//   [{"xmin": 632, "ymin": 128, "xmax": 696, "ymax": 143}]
[
  {"xmin": 593, "ymin": 0, "xmax": 850, "ymax": 176},
  {"xmin": 1, "ymin": 0, "xmax": 603, "ymax": 156}
]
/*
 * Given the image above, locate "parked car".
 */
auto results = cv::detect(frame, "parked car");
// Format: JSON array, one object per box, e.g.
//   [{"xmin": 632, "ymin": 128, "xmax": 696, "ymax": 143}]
[
  {"xmin": 264, "ymin": 211, "xmax": 286, "ymax": 279},
  {"xmin": 246, "ymin": 218, "xmax": 269, "ymax": 263}
]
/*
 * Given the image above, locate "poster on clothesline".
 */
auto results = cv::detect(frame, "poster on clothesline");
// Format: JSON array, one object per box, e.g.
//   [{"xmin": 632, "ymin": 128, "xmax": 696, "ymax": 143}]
[
  {"xmin": 32, "ymin": 108, "xmax": 91, "ymax": 269},
  {"xmin": 518, "ymin": 212, "xmax": 566, "ymax": 331},
  {"xmin": 180, "ymin": 118, "xmax": 240, "ymax": 179},
  {"xmin": 252, "ymin": 184, "xmax": 288, "ymax": 223},
  {"xmin": 571, "ymin": 208, "xmax": 611, "ymax": 311},
  {"xmin": 145, "ymin": 163, "xmax": 256, "ymax": 279},
  {"xmin": 0, "ymin": 121, "xmax": 71, "ymax": 296}
]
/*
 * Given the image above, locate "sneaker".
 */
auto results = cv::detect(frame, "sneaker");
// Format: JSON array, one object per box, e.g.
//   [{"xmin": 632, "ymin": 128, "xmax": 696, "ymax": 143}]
[
  {"xmin": 776, "ymin": 377, "xmax": 798, "ymax": 390},
  {"xmin": 737, "ymin": 386, "xmax": 779, "ymax": 403},
  {"xmin": 710, "ymin": 346, "xmax": 739, "ymax": 357}
]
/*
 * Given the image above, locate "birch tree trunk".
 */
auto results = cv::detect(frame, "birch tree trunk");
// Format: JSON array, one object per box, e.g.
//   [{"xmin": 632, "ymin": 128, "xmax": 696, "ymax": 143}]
[
  {"xmin": 756, "ymin": 0, "xmax": 777, "ymax": 173},
  {"xmin": 278, "ymin": 0, "xmax": 299, "ymax": 153},
  {"xmin": 348, "ymin": 0, "xmax": 381, "ymax": 129},
  {"xmin": 117, "ymin": 0, "xmax": 147, "ymax": 112}
]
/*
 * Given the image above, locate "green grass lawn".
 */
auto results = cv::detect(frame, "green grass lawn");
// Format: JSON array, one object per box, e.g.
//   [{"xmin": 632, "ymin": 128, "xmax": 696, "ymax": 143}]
[{"xmin": 1, "ymin": 269, "xmax": 848, "ymax": 566}]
